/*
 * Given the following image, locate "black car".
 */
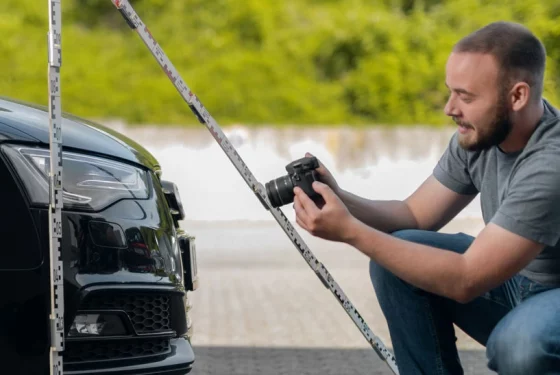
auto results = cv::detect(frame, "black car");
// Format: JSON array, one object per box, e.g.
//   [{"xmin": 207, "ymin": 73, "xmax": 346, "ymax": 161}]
[{"xmin": 0, "ymin": 96, "xmax": 198, "ymax": 374}]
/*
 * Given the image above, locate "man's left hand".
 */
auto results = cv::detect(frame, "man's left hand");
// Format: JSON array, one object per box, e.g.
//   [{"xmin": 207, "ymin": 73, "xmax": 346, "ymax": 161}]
[{"xmin": 293, "ymin": 181, "xmax": 356, "ymax": 243}]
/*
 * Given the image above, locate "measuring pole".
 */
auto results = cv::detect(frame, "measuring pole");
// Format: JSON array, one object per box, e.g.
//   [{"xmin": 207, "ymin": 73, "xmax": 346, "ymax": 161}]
[
  {"xmin": 48, "ymin": 0, "xmax": 65, "ymax": 374},
  {"xmin": 110, "ymin": 1, "xmax": 398, "ymax": 373}
]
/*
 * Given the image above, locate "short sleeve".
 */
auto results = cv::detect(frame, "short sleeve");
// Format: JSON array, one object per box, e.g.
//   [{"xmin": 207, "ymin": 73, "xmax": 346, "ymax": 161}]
[
  {"xmin": 433, "ymin": 132, "xmax": 478, "ymax": 195},
  {"xmin": 491, "ymin": 148, "xmax": 560, "ymax": 247}
]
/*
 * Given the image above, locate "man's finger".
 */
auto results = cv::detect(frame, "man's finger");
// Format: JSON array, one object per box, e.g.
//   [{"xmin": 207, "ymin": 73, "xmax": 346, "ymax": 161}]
[
  {"xmin": 294, "ymin": 186, "xmax": 320, "ymax": 215},
  {"xmin": 312, "ymin": 181, "xmax": 336, "ymax": 203},
  {"xmin": 293, "ymin": 196, "xmax": 309, "ymax": 224},
  {"xmin": 296, "ymin": 216, "xmax": 309, "ymax": 232},
  {"xmin": 294, "ymin": 196, "xmax": 310, "ymax": 231}
]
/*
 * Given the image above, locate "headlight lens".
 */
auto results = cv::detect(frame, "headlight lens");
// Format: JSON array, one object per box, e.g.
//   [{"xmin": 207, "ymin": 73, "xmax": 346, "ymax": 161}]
[{"xmin": 2, "ymin": 145, "xmax": 150, "ymax": 211}]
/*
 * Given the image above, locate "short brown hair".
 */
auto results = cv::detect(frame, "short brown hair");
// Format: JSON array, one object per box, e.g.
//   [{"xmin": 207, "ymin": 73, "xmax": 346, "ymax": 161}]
[{"xmin": 453, "ymin": 21, "xmax": 546, "ymax": 101}]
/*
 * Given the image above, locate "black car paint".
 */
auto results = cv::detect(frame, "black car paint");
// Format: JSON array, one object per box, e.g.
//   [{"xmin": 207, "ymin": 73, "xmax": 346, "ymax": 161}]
[
  {"xmin": 0, "ymin": 97, "xmax": 195, "ymax": 374},
  {"xmin": 0, "ymin": 96, "xmax": 160, "ymax": 170}
]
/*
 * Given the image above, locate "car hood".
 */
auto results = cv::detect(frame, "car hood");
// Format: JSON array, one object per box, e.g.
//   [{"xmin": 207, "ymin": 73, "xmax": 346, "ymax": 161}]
[{"xmin": 0, "ymin": 96, "xmax": 160, "ymax": 171}]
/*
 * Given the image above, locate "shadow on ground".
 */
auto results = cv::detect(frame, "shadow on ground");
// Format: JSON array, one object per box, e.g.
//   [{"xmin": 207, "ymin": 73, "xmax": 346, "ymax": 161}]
[{"xmin": 190, "ymin": 346, "xmax": 493, "ymax": 375}]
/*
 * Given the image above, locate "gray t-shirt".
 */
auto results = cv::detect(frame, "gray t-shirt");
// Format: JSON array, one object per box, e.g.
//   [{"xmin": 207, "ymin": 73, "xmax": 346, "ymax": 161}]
[{"xmin": 433, "ymin": 98, "xmax": 560, "ymax": 285}]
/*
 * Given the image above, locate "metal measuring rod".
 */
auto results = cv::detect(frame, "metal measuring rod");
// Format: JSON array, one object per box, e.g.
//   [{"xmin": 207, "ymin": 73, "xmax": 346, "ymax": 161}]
[
  {"xmin": 47, "ymin": 0, "xmax": 65, "ymax": 374},
  {"xmin": 111, "ymin": 1, "xmax": 399, "ymax": 373}
]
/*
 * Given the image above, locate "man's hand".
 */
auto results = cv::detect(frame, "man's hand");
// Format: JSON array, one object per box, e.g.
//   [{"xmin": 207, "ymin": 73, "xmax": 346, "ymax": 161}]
[
  {"xmin": 293, "ymin": 181, "xmax": 357, "ymax": 242},
  {"xmin": 305, "ymin": 152, "xmax": 341, "ymax": 196}
]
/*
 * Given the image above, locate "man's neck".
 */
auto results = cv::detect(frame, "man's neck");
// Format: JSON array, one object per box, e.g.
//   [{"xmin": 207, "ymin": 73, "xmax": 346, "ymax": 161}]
[{"xmin": 499, "ymin": 99, "xmax": 545, "ymax": 153}]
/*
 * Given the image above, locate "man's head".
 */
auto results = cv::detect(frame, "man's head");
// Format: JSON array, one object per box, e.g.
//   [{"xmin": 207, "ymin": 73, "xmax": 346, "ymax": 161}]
[{"xmin": 444, "ymin": 21, "xmax": 546, "ymax": 151}]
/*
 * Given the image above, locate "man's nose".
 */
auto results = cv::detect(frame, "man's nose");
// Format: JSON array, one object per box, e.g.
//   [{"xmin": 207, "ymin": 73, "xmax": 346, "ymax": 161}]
[{"xmin": 444, "ymin": 95, "xmax": 460, "ymax": 117}]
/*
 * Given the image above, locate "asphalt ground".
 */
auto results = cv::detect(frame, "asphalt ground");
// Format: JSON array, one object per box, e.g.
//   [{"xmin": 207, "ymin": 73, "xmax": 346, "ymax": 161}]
[
  {"xmin": 186, "ymin": 219, "xmax": 493, "ymax": 374},
  {"xmin": 189, "ymin": 346, "xmax": 490, "ymax": 375}
]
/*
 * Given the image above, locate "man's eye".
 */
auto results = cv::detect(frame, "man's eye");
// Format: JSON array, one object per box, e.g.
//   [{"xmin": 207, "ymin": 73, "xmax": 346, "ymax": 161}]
[{"xmin": 461, "ymin": 96, "xmax": 473, "ymax": 103}]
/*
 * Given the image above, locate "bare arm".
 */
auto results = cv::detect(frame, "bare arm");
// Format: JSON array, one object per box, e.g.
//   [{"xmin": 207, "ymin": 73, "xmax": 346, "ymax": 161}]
[
  {"xmin": 339, "ymin": 175, "xmax": 477, "ymax": 233},
  {"xmin": 294, "ymin": 180, "xmax": 542, "ymax": 303},
  {"xmin": 345, "ymin": 220, "xmax": 544, "ymax": 303}
]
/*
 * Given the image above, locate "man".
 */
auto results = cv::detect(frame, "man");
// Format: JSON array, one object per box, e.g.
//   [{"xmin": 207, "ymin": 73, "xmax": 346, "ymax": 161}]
[{"xmin": 293, "ymin": 21, "xmax": 560, "ymax": 374}]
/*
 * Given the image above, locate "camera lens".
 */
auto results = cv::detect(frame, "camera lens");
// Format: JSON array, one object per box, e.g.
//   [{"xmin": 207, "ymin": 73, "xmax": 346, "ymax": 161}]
[{"xmin": 265, "ymin": 175, "xmax": 294, "ymax": 208}]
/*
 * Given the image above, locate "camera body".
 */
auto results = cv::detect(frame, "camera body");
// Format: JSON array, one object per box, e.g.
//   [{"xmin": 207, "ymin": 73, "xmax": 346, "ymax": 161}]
[{"xmin": 266, "ymin": 156, "xmax": 321, "ymax": 208}]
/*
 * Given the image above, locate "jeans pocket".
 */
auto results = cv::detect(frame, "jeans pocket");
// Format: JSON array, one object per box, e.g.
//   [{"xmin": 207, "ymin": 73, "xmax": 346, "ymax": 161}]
[{"xmin": 518, "ymin": 276, "xmax": 553, "ymax": 301}]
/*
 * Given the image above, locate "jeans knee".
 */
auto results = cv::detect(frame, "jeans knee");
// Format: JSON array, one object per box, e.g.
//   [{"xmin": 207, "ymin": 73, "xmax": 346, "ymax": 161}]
[
  {"xmin": 487, "ymin": 326, "xmax": 551, "ymax": 375},
  {"xmin": 369, "ymin": 230, "xmax": 430, "ymax": 292},
  {"xmin": 390, "ymin": 229, "xmax": 427, "ymax": 242},
  {"xmin": 368, "ymin": 258, "xmax": 391, "ymax": 290},
  {"xmin": 391, "ymin": 229, "xmax": 474, "ymax": 255}
]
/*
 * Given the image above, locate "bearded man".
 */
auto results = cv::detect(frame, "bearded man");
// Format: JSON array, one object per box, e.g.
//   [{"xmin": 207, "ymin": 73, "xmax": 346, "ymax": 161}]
[{"xmin": 293, "ymin": 21, "xmax": 560, "ymax": 374}]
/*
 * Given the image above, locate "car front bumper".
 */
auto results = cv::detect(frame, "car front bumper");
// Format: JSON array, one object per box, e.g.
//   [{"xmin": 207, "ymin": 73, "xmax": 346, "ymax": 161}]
[{"xmin": 64, "ymin": 337, "xmax": 195, "ymax": 375}]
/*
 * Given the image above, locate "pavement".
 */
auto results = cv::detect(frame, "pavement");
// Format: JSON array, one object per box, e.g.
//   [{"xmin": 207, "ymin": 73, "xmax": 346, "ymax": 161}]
[
  {"xmin": 189, "ymin": 347, "xmax": 490, "ymax": 375},
  {"xmin": 185, "ymin": 218, "xmax": 493, "ymax": 374}
]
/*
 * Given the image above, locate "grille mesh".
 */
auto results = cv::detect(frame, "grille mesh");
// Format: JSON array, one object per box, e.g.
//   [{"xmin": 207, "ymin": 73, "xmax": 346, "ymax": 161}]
[
  {"xmin": 65, "ymin": 338, "xmax": 170, "ymax": 363},
  {"xmin": 80, "ymin": 293, "xmax": 171, "ymax": 334}
]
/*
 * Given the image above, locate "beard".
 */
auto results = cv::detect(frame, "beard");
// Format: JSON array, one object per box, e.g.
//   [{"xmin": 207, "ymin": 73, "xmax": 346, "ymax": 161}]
[{"xmin": 455, "ymin": 93, "xmax": 512, "ymax": 152}]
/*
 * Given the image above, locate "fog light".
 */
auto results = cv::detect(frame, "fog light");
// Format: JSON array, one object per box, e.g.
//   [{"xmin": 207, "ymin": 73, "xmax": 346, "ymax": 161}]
[{"xmin": 68, "ymin": 313, "xmax": 128, "ymax": 337}]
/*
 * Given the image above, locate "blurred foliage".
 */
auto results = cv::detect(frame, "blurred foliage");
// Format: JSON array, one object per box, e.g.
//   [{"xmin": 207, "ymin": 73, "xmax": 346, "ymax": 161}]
[{"xmin": 0, "ymin": 0, "xmax": 559, "ymax": 126}]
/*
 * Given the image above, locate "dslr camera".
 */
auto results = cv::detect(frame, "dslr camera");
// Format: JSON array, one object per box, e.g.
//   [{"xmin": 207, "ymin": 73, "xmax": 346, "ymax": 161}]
[{"xmin": 265, "ymin": 156, "xmax": 322, "ymax": 208}]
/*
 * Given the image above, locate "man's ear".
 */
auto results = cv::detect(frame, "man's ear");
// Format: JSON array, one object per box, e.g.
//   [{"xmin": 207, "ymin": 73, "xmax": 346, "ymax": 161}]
[{"xmin": 509, "ymin": 81, "xmax": 531, "ymax": 112}]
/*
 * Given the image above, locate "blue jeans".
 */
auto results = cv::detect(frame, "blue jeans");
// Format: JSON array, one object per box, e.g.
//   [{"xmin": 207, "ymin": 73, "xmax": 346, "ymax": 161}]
[{"xmin": 369, "ymin": 229, "xmax": 560, "ymax": 375}]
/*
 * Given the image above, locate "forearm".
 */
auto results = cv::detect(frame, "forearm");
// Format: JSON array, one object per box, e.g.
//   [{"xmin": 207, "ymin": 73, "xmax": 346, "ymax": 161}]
[
  {"xmin": 346, "ymin": 219, "xmax": 470, "ymax": 302},
  {"xmin": 339, "ymin": 189, "xmax": 418, "ymax": 233}
]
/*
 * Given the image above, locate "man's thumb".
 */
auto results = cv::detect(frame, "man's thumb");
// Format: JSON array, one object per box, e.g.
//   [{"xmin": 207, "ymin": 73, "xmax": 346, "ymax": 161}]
[{"xmin": 312, "ymin": 181, "xmax": 333, "ymax": 200}]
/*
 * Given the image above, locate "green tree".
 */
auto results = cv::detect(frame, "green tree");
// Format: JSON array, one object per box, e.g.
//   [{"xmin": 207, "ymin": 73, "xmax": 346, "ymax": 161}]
[{"xmin": 1, "ymin": 0, "xmax": 558, "ymax": 126}]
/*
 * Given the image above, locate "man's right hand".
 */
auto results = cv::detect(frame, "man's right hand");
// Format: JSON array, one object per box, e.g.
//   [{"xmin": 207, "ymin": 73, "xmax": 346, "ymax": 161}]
[{"xmin": 305, "ymin": 152, "xmax": 341, "ymax": 196}]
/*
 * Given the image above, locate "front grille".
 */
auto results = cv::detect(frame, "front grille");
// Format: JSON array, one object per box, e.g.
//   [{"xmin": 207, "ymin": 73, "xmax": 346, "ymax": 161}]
[
  {"xmin": 80, "ymin": 292, "xmax": 171, "ymax": 334},
  {"xmin": 65, "ymin": 337, "xmax": 171, "ymax": 363}
]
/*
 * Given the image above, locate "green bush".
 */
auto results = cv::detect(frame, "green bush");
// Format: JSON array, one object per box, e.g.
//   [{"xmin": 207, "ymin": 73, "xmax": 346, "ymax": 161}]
[{"xmin": 1, "ymin": 0, "xmax": 558, "ymax": 126}]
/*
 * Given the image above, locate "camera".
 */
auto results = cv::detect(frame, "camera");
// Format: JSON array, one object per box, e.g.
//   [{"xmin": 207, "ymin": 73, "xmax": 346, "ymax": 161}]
[{"xmin": 265, "ymin": 156, "xmax": 322, "ymax": 208}]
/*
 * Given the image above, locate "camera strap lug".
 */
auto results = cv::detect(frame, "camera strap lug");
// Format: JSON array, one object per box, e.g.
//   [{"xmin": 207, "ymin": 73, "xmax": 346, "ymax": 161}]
[{"xmin": 110, "ymin": 1, "xmax": 399, "ymax": 373}]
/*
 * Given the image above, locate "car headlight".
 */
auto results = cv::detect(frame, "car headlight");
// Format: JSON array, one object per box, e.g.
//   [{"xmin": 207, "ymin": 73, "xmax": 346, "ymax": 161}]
[{"xmin": 2, "ymin": 145, "xmax": 150, "ymax": 211}]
